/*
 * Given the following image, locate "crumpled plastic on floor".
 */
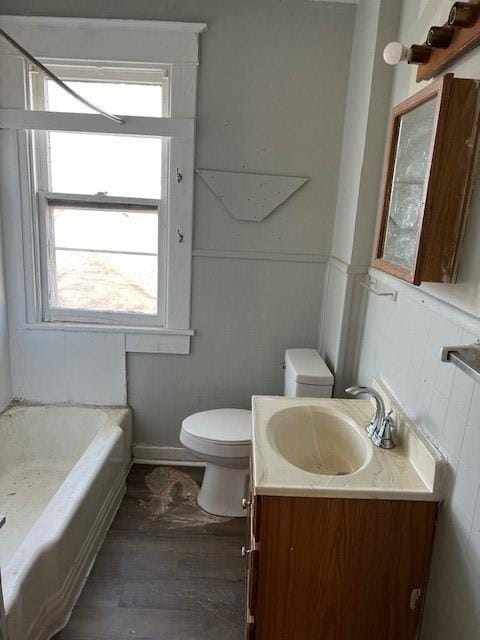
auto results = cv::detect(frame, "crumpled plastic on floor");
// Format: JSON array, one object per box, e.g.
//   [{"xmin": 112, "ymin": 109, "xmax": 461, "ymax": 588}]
[{"xmin": 140, "ymin": 466, "xmax": 231, "ymax": 528}]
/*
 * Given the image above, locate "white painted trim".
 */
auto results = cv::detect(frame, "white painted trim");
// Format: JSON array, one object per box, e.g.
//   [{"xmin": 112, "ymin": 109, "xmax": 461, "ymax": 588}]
[
  {"xmin": 0, "ymin": 109, "xmax": 194, "ymax": 138},
  {"xmin": 23, "ymin": 322, "xmax": 194, "ymax": 336},
  {"xmin": 0, "ymin": 16, "xmax": 208, "ymax": 34},
  {"xmin": 134, "ymin": 459, "xmax": 205, "ymax": 468},
  {"xmin": 0, "ymin": 16, "xmax": 206, "ymax": 65},
  {"xmin": 44, "ymin": 192, "xmax": 160, "ymax": 209},
  {"xmin": 54, "ymin": 247, "xmax": 157, "ymax": 258},
  {"xmin": 125, "ymin": 333, "xmax": 190, "ymax": 354},
  {"xmin": 21, "ymin": 323, "xmax": 192, "ymax": 354},
  {"xmin": 308, "ymin": 0, "xmax": 357, "ymax": 3},
  {"xmin": 193, "ymin": 249, "xmax": 329, "ymax": 263},
  {"xmin": 164, "ymin": 63, "xmax": 197, "ymax": 331},
  {"xmin": 40, "ymin": 64, "xmax": 168, "ymax": 83},
  {"xmin": 328, "ymin": 255, "xmax": 369, "ymax": 274},
  {"xmin": 46, "ymin": 308, "xmax": 162, "ymax": 328},
  {"xmin": 133, "ymin": 444, "xmax": 201, "ymax": 464}
]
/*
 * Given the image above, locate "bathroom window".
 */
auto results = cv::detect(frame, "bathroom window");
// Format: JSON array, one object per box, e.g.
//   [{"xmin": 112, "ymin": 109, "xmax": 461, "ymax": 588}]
[
  {"xmin": 0, "ymin": 16, "xmax": 204, "ymax": 352},
  {"xmin": 31, "ymin": 66, "xmax": 169, "ymax": 325}
]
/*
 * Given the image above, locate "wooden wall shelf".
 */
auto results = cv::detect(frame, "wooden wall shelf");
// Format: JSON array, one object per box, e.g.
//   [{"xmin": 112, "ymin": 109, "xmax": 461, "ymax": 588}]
[{"xmin": 417, "ymin": 0, "xmax": 480, "ymax": 82}]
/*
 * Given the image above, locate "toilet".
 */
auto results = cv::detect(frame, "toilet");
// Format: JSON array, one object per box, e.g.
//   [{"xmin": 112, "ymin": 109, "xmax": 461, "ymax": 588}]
[{"xmin": 180, "ymin": 348, "xmax": 334, "ymax": 517}]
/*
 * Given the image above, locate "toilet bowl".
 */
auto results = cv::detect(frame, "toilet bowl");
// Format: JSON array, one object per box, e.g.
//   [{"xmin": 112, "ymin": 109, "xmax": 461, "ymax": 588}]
[
  {"xmin": 180, "ymin": 349, "xmax": 334, "ymax": 518},
  {"xmin": 180, "ymin": 408, "xmax": 251, "ymax": 518}
]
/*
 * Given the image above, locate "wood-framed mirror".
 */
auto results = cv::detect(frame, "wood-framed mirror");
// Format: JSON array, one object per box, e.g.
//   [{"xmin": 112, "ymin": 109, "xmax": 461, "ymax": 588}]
[{"xmin": 374, "ymin": 73, "xmax": 480, "ymax": 285}]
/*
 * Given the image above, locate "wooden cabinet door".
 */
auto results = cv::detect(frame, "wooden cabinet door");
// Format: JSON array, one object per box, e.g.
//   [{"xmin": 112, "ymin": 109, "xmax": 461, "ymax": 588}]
[{"xmin": 254, "ymin": 496, "xmax": 437, "ymax": 640}]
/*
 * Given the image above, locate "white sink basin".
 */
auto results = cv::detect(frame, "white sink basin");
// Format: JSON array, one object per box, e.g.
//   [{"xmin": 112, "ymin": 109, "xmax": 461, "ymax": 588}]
[
  {"xmin": 267, "ymin": 406, "xmax": 369, "ymax": 476},
  {"xmin": 252, "ymin": 388, "xmax": 444, "ymax": 500}
]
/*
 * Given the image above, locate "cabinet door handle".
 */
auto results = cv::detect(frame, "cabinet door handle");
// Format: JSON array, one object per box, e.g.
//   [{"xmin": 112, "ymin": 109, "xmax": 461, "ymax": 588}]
[
  {"xmin": 241, "ymin": 545, "xmax": 253, "ymax": 558},
  {"xmin": 242, "ymin": 498, "xmax": 251, "ymax": 509},
  {"xmin": 410, "ymin": 588, "xmax": 422, "ymax": 611}
]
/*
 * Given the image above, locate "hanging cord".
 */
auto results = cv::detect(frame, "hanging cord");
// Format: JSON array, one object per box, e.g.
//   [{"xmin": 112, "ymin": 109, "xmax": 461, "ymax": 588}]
[{"xmin": 0, "ymin": 27, "xmax": 125, "ymax": 125}]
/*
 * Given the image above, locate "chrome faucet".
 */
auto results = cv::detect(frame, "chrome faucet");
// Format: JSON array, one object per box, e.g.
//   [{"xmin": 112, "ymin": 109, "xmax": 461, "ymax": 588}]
[{"xmin": 345, "ymin": 385, "xmax": 395, "ymax": 449}]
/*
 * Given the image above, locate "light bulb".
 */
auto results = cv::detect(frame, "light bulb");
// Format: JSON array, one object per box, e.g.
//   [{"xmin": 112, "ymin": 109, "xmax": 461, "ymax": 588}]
[{"xmin": 383, "ymin": 41, "xmax": 409, "ymax": 65}]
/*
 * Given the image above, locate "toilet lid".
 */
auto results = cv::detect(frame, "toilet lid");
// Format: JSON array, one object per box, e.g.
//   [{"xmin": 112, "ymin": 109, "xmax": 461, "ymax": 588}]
[{"xmin": 181, "ymin": 409, "xmax": 251, "ymax": 445}]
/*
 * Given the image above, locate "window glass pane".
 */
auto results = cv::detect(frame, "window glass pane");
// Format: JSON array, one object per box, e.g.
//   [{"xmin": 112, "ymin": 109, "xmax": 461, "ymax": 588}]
[
  {"xmin": 383, "ymin": 98, "xmax": 436, "ymax": 270},
  {"xmin": 45, "ymin": 79, "xmax": 163, "ymax": 117},
  {"xmin": 53, "ymin": 251, "xmax": 157, "ymax": 314},
  {"xmin": 48, "ymin": 132, "xmax": 162, "ymax": 199},
  {"xmin": 53, "ymin": 208, "xmax": 158, "ymax": 254},
  {"xmin": 49, "ymin": 207, "xmax": 158, "ymax": 315}
]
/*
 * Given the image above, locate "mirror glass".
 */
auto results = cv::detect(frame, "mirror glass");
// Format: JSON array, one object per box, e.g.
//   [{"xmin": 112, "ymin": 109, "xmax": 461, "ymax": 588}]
[{"xmin": 382, "ymin": 98, "xmax": 437, "ymax": 270}]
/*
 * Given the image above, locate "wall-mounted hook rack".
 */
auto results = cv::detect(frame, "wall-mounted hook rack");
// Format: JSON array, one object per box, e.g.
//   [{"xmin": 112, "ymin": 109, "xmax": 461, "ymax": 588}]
[{"xmin": 441, "ymin": 343, "xmax": 480, "ymax": 384}]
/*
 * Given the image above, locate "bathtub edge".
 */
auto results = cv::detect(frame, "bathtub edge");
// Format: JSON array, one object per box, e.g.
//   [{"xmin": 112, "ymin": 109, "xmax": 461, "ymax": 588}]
[{"xmin": 24, "ymin": 465, "xmax": 129, "ymax": 640}]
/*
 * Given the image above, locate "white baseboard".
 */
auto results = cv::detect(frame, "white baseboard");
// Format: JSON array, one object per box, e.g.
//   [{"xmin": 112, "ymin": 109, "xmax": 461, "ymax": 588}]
[
  {"xmin": 132, "ymin": 444, "xmax": 204, "ymax": 466},
  {"xmin": 134, "ymin": 458, "xmax": 205, "ymax": 467}
]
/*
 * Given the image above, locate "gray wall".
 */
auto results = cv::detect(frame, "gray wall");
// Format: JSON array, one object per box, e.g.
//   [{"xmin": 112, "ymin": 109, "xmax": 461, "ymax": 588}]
[
  {"xmin": 0, "ymin": 208, "xmax": 11, "ymax": 411},
  {"xmin": 319, "ymin": 0, "xmax": 400, "ymax": 393},
  {"xmin": 352, "ymin": 1, "xmax": 480, "ymax": 637},
  {"xmin": 0, "ymin": 1, "xmax": 356, "ymax": 444},
  {"xmin": 130, "ymin": 258, "xmax": 324, "ymax": 446}
]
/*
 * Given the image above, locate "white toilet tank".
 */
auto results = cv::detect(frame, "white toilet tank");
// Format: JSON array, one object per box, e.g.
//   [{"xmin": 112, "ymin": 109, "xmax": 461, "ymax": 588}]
[{"xmin": 284, "ymin": 348, "xmax": 334, "ymax": 398}]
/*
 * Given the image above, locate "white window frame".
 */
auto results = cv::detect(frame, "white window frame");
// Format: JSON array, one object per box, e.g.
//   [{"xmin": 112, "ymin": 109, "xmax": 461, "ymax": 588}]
[
  {"xmin": 30, "ymin": 63, "xmax": 170, "ymax": 327},
  {"xmin": 0, "ymin": 16, "xmax": 206, "ymax": 352}
]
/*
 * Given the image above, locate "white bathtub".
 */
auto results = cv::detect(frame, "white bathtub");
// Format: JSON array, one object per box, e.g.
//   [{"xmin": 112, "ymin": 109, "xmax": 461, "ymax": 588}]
[{"xmin": 0, "ymin": 403, "xmax": 132, "ymax": 640}]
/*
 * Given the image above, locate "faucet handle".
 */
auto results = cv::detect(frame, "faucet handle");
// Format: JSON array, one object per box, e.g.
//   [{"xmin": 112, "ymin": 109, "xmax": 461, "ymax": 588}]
[
  {"xmin": 372, "ymin": 410, "xmax": 395, "ymax": 449},
  {"xmin": 345, "ymin": 385, "xmax": 370, "ymax": 395}
]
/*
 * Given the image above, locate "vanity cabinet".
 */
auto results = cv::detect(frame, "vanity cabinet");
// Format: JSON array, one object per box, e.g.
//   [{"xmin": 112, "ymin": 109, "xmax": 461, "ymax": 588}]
[{"xmin": 244, "ymin": 492, "xmax": 437, "ymax": 640}]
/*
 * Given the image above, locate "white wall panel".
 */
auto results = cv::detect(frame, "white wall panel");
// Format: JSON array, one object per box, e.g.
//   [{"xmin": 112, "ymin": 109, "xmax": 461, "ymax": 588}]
[
  {"xmin": 13, "ymin": 330, "xmax": 126, "ymax": 404},
  {"xmin": 356, "ymin": 268, "xmax": 480, "ymax": 639}
]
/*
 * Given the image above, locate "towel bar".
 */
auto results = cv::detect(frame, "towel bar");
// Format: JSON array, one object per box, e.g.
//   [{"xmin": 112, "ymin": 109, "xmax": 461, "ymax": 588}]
[{"xmin": 441, "ymin": 343, "xmax": 480, "ymax": 384}]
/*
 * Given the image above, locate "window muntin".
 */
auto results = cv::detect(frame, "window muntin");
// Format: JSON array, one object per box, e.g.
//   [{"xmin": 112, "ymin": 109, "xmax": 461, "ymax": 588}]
[{"xmin": 32, "ymin": 65, "xmax": 169, "ymax": 325}]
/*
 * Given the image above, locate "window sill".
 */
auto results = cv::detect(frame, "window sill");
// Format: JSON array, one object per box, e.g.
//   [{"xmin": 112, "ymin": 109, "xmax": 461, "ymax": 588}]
[{"xmin": 23, "ymin": 322, "xmax": 194, "ymax": 354}]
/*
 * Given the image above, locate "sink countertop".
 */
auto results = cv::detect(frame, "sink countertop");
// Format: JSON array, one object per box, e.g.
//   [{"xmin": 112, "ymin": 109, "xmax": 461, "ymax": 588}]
[{"xmin": 252, "ymin": 387, "xmax": 445, "ymax": 502}]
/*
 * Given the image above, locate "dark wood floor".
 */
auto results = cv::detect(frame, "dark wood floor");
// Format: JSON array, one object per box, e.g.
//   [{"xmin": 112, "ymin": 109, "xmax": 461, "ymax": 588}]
[{"xmin": 54, "ymin": 465, "xmax": 246, "ymax": 640}]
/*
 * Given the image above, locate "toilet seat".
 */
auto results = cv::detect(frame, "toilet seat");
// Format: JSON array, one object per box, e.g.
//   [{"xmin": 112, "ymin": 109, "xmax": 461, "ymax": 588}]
[{"xmin": 180, "ymin": 409, "xmax": 251, "ymax": 458}]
